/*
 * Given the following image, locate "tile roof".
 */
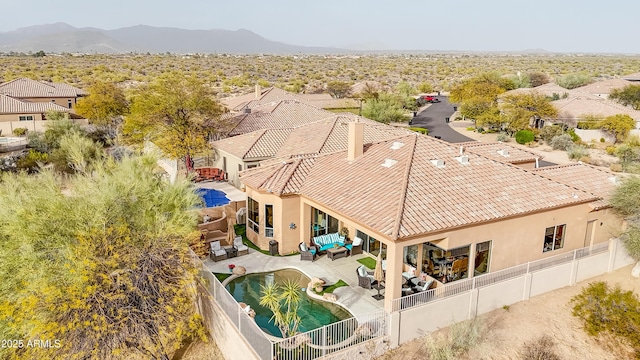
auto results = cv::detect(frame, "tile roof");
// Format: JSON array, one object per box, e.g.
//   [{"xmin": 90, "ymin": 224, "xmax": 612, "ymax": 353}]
[
  {"xmin": 551, "ymin": 93, "xmax": 640, "ymax": 122},
  {"xmin": 241, "ymin": 134, "xmax": 598, "ymax": 240},
  {"xmin": 0, "ymin": 78, "xmax": 88, "ymax": 98},
  {"xmin": 457, "ymin": 141, "xmax": 542, "ymax": 164},
  {"xmin": 531, "ymin": 163, "xmax": 619, "ymax": 209},
  {"xmin": 0, "ymin": 94, "xmax": 71, "ymax": 114},
  {"xmin": 213, "ymin": 128, "xmax": 293, "ymax": 160},
  {"xmin": 502, "ymin": 83, "xmax": 573, "ymax": 98},
  {"xmin": 223, "ymin": 87, "xmax": 302, "ymax": 112},
  {"xmin": 575, "ymin": 79, "xmax": 632, "ymax": 96},
  {"xmin": 224, "ymin": 100, "xmax": 336, "ymax": 136}
]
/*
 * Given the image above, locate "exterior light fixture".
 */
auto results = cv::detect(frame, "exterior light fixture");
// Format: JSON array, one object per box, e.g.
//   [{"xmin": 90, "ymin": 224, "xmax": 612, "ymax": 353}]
[{"xmin": 289, "ymin": 223, "xmax": 296, "ymax": 230}]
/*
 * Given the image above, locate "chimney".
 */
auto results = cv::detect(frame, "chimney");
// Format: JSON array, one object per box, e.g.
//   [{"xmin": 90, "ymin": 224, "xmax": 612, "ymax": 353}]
[
  {"xmin": 255, "ymin": 84, "xmax": 261, "ymax": 99},
  {"xmin": 243, "ymin": 107, "xmax": 251, "ymax": 114},
  {"xmin": 347, "ymin": 121, "xmax": 364, "ymax": 161},
  {"xmin": 459, "ymin": 146, "xmax": 464, "ymax": 156},
  {"xmin": 535, "ymin": 157, "xmax": 539, "ymax": 168}
]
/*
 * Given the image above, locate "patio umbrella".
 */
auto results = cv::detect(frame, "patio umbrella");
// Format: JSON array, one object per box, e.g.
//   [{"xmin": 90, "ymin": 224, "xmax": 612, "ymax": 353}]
[
  {"xmin": 226, "ymin": 215, "xmax": 235, "ymax": 246},
  {"xmin": 372, "ymin": 252, "xmax": 384, "ymax": 300}
]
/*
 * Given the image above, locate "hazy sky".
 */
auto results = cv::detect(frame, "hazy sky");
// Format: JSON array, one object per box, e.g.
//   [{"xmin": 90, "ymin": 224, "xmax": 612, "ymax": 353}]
[{"xmin": 3, "ymin": 0, "xmax": 639, "ymax": 53}]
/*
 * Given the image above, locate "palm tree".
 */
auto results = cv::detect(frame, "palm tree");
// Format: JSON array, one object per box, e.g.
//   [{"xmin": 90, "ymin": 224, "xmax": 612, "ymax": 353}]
[{"xmin": 259, "ymin": 279, "xmax": 302, "ymax": 338}]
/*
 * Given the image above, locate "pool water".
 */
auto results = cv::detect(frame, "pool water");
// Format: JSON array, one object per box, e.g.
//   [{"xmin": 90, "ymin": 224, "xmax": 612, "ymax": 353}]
[
  {"xmin": 198, "ymin": 188, "xmax": 230, "ymax": 208},
  {"xmin": 225, "ymin": 269, "xmax": 353, "ymax": 337}
]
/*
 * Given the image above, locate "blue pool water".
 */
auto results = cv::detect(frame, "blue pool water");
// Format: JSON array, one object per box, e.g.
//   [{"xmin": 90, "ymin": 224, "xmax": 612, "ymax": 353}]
[
  {"xmin": 198, "ymin": 188, "xmax": 230, "ymax": 208},
  {"xmin": 225, "ymin": 269, "xmax": 353, "ymax": 338}
]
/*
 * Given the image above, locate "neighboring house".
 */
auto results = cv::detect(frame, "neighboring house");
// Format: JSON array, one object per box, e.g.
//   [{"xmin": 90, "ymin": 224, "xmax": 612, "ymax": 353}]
[
  {"xmin": 551, "ymin": 93, "xmax": 640, "ymax": 128},
  {"xmin": 0, "ymin": 77, "xmax": 88, "ymax": 112},
  {"xmin": 502, "ymin": 82, "xmax": 572, "ymax": 99},
  {"xmin": 457, "ymin": 141, "xmax": 543, "ymax": 169},
  {"xmin": 622, "ymin": 72, "xmax": 640, "ymax": 82},
  {"xmin": 212, "ymin": 115, "xmax": 410, "ymax": 187},
  {"xmin": 0, "ymin": 94, "xmax": 71, "ymax": 134},
  {"xmin": 239, "ymin": 122, "xmax": 621, "ymax": 310},
  {"xmin": 574, "ymin": 78, "xmax": 632, "ymax": 98}
]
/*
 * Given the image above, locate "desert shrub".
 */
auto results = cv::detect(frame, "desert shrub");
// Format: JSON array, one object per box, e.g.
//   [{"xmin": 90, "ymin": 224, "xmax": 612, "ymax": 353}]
[
  {"xmin": 600, "ymin": 137, "xmax": 605, "ymax": 143},
  {"xmin": 626, "ymin": 135, "xmax": 640, "ymax": 148},
  {"xmin": 12, "ymin": 128, "xmax": 28, "ymax": 136},
  {"xmin": 549, "ymin": 134, "xmax": 573, "ymax": 150},
  {"xmin": 15, "ymin": 149, "xmax": 48, "ymax": 173},
  {"xmin": 615, "ymin": 144, "xmax": 640, "ymax": 170},
  {"xmin": 567, "ymin": 128, "xmax": 582, "ymax": 143},
  {"xmin": 466, "ymin": 127, "xmax": 475, "ymax": 131},
  {"xmin": 610, "ymin": 163, "xmax": 623, "ymax": 172},
  {"xmin": 409, "ymin": 127, "xmax": 429, "ymax": 135},
  {"xmin": 539, "ymin": 125, "xmax": 564, "ymax": 143},
  {"xmin": 556, "ymin": 73, "xmax": 593, "ymax": 89},
  {"xmin": 515, "ymin": 129, "xmax": 535, "ymax": 144},
  {"xmin": 567, "ymin": 145, "xmax": 588, "ymax": 160},
  {"xmin": 520, "ymin": 335, "xmax": 560, "ymax": 360},
  {"xmin": 576, "ymin": 121, "xmax": 602, "ymax": 130},
  {"xmin": 571, "ymin": 281, "xmax": 640, "ymax": 357},
  {"xmin": 424, "ymin": 318, "xmax": 485, "ymax": 360},
  {"xmin": 496, "ymin": 133, "xmax": 509, "ymax": 142},
  {"xmin": 606, "ymin": 145, "xmax": 617, "ymax": 155}
]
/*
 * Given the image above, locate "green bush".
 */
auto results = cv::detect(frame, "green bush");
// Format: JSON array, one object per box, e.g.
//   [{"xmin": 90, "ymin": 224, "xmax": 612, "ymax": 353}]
[
  {"xmin": 466, "ymin": 127, "xmax": 475, "ymax": 131},
  {"xmin": 409, "ymin": 127, "xmax": 428, "ymax": 135},
  {"xmin": 567, "ymin": 145, "xmax": 588, "ymax": 160},
  {"xmin": 600, "ymin": 137, "xmax": 605, "ymax": 143},
  {"xmin": 567, "ymin": 128, "xmax": 582, "ymax": 143},
  {"xmin": 549, "ymin": 134, "xmax": 573, "ymax": 150},
  {"xmin": 571, "ymin": 281, "xmax": 640, "ymax": 356},
  {"xmin": 576, "ymin": 121, "xmax": 602, "ymax": 130},
  {"xmin": 12, "ymin": 128, "xmax": 28, "ymax": 136},
  {"xmin": 606, "ymin": 146, "xmax": 617, "ymax": 155},
  {"xmin": 539, "ymin": 125, "xmax": 564, "ymax": 143},
  {"xmin": 515, "ymin": 129, "xmax": 535, "ymax": 144},
  {"xmin": 496, "ymin": 133, "xmax": 509, "ymax": 142}
]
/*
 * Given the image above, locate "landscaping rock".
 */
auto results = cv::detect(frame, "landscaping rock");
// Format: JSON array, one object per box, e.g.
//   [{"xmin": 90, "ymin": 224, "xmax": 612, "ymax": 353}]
[
  {"xmin": 323, "ymin": 293, "xmax": 338, "ymax": 302},
  {"xmin": 632, "ymin": 262, "xmax": 640, "ymax": 278},
  {"xmin": 233, "ymin": 266, "xmax": 246, "ymax": 275},
  {"xmin": 310, "ymin": 277, "xmax": 326, "ymax": 287},
  {"xmin": 315, "ymin": 286, "xmax": 324, "ymax": 293}
]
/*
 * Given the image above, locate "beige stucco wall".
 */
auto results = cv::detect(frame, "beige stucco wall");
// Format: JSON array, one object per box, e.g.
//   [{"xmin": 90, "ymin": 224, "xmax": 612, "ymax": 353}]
[{"xmin": 25, "ymin": 97, "xmax": 80, "ymax": 111}]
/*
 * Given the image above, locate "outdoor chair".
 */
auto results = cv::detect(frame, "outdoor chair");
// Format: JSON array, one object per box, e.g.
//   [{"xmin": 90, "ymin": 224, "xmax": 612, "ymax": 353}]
[
  {"xmin": 233, "ymin": 236, "xmax": 249, "ymax": 256},
  {"xmin": 210, "ymin": 240, "xmax": 227, "ymax": 262},
  {"xmin": 412, "ymin": 279, "xmax": 435, "ymax": 293},
  {"xmin": 299, "ymin": 242, "xmax": 317, "ymax": 261},
  {"xmin": 356, "ymin": 265, "xmax": 377, "ymax": 289},
  {"xmin": 448, "ymin": 258, "xmax": 469, "ymax": 281},
  {"xmin": 345, "ymin": 236, "xmax": 363, "ymax": 256}
]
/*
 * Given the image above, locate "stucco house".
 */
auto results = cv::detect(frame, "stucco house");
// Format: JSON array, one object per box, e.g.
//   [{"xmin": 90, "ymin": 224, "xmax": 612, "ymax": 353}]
[
  {"xmin": 238, "ymin": 121, "xmax": 622, "ymax": 311},
  {"xmin": 0, "ymin": 77, "xmax": 87, "ymax": 111},
  {"xmin": 0, "ymin": 93, "xmax": 72, "ymax": 134}
]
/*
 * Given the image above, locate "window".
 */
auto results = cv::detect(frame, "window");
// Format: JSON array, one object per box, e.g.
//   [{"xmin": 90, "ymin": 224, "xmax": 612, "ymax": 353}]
[
  {"xmin": 311, "ymin": 208, "xmax": 338, "ymax": 237},
  {"xmin": 247, "ymin": 164, "xmax": 257, "ymax": 169},
  {"xmin": 248, "ymin": 197, "xmax": 259, "ymax": 234},
  {"xmin": 68, "ymin": 100, "xmax": 72, "ymax": 109},
  {"xmin": 238, "ymin": 164, "xmax": 243, "ymax": 172},
  {"xmin": 474, "ymin": 241, "xmax": 491, "ymax": 275},
  {"xmin": 222, "ymin": 157, "xmax": 227, "ymax": 172},
  {"xmin": 265, "ymin": 204, "xmax": 274, "ymax": 238},
  {"xmin": 357, "ymin": 229, "xmax": 385, "ymax": 259},
  {"xmin": 51, "ymin": 100, "xmax": 56, "ymax": 103},
  {"xmin": 19, "ymin": 116, "xmax": 33, "ymax": 121},
  {"xmin": 543, "ymin": 224, "xmax": 565, "ymax": 252}
]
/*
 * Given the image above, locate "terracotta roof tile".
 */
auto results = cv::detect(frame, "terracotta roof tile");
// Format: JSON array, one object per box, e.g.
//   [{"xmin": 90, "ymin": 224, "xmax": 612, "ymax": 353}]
[
  {"xmin": 458, "ymin": 141, "xmax": 542, "ymax": 164},
  {"xmin": 0, "ymin": 94, "xmax": 71, "ymax": 114},
  {"xmin": 0, "ymin": 78, "xmax": 87, "ymax": 98}
]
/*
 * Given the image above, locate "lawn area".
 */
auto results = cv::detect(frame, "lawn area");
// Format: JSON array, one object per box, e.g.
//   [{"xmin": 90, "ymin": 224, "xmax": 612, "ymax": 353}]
[
  {"xmin": 234, "ymin": 224, "xmax": 298, "ymax": 257},
  {"xmin": 357, "ymin": 257, "xmax": 376, "ymax": 269},
  {"xmin": 213, "ymin": 273, "xmax": 232, "ymax": 282},
  {"xmin": 313, "ymin": 279, "xmax": 348, "ymax": 295}
]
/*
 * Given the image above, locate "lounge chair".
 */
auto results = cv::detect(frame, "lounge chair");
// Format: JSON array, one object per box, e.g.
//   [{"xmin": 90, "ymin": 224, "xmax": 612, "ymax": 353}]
[
  {"xmin": 210, "ymin": 240, "xmax": 227, "ymax": 262},
  {"xmin": 299, "ymin": 242, "xmax": 317, "ymax": 261},
  {"xmin": 412, "ymin": 279, "xmax": 435, "ymax": 293},
  {"xmin": 345, "ymin": 236, "xmax": 363, "ymax": 255},
  {"xmin": 356, "ymin": 265, "xmax": 377, "ymax": 289},
  {"xmin": 234, "ymin": 236, "xmax": 249, "ymax": 256}
]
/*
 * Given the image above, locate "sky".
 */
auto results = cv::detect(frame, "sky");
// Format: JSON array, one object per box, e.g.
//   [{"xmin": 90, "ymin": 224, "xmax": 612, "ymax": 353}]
[{"xmin": 2, "ymin": 0, "xmax": 639, "ymax": 53}]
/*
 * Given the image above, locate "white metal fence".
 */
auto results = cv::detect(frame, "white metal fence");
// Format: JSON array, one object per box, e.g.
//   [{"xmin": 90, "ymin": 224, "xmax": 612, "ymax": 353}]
[
  {"xmin": 392, "ymin": 241, "xmax": 613, "ymax": 312},
  {"xmin": 198, "ymin": 266, "xmax": 389, "ymax": 360}
]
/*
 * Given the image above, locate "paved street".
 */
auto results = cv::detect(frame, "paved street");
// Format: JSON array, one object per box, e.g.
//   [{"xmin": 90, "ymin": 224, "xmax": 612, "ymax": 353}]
[{"xmin": 410, "ymin": 96, "xmax": 473, "ymax": 143}]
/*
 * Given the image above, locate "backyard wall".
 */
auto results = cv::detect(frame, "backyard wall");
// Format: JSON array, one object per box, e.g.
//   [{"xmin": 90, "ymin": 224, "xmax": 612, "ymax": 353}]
[{"xmin": 575, "ymin": 128, "xmax": 640, "ymax": 143}]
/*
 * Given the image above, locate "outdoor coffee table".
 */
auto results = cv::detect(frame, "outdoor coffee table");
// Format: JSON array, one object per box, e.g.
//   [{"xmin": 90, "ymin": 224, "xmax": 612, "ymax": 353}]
[
  {"xmin": 225, "ymin": 247, "xmax": 238, "ymax": 258},
  {"xmin": 327, "ymin": 246, "xmax": 348, "ymax": 261}
]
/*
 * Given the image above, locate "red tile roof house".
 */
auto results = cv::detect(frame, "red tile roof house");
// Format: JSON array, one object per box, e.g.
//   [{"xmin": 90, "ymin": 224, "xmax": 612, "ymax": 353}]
[
  {"xmin": 238, "ymin": 121, "xmax": 623, "ymax": 313},
  {"xmin": 0, "ymin": 77, "xmax": 88, "ymax": 111}
]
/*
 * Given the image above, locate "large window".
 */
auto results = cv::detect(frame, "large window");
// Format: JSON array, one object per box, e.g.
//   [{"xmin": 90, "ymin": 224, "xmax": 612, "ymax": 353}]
[
  {"xmin": 543, "ymin": 224, "xmax": 565, "ymax": 252},
  {"xmin": 311, "ymin": 208, "xmax": 338, "ymax": 237},
  {"xmin": 474, "ymin": 241, "xmax": 491, "ymax": 275},
  {"xmin": 265, "ymin": 204, "xmax": 274, "ymax": 238},
  {"xmin": 357, "ymin": 229, "xmax": 386, "ymax": 259},
  {"xmin": 19, "ymin": 116, "xmax": 33, "ymax": 121},
  {"xmin": 248, "ymin": 197, "xmax": 259, "ymax": 233}
]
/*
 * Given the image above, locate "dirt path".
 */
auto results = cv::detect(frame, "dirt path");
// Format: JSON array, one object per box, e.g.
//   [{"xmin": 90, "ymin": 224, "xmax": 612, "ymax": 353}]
[{"xmin": 379, "ymin": 265, "xmax": 638, "ymax": 360}]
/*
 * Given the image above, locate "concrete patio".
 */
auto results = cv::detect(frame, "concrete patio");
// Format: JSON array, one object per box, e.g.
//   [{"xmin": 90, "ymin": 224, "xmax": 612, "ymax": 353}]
[{"xmin": 204, "ymin": 249, "xmax": 386, "ymax": 321}]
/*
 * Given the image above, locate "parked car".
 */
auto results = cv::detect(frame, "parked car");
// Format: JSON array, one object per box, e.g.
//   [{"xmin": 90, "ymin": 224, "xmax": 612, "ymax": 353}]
[{"xmin": 421, "ymin": 96, "xmax": 441, "ymax": 103}]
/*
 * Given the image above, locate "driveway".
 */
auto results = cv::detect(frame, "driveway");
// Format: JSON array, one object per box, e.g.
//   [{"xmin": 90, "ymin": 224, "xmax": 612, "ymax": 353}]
[{"xmin": 409, "ymin": 96, "xmax": 474, "ymax": 143}]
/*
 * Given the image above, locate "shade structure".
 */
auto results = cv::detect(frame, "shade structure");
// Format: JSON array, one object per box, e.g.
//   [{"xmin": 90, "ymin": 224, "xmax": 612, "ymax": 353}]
[
  {"xmin": 372, "ymin": 251, "xmax": 384, "ymax": 300},
  {"xmin": 226, "ymin": 214, "xmax": 235, "ymax": 246}
]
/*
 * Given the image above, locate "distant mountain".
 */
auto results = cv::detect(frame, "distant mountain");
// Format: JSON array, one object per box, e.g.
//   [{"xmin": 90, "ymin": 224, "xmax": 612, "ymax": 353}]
[{"xmin": 0, "ymin": 23, "xmax": 348, "ymax": 54}]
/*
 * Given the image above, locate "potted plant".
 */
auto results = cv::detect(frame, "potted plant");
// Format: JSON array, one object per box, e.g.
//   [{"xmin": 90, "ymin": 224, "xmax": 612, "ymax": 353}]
[
  {"xmin": 339, "ymin": 226, "xmax": 349, "ymax": 240},
  {"xmin": 228, "ymin": 264, "xmax": 236, "ymax": 273}
]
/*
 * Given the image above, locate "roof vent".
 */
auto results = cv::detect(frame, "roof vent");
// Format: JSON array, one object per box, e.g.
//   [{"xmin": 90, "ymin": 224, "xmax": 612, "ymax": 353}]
[
  {"xmin": 572, "ymin": 192, "xmax": 578, "ymax": 199},
  {"xmin": 390, "ymin": 141, "xmax": 405, "ymax": 150},
  {"xmin": 455, "ymin": 155, "xmax": 469, "ymax": 165},
  {"xmin": 459, "ymin": 146, "xmax": 464, "ymax": 155},
  {"xmin": 497, "ymin": 149, "xmax": 509, "ymax": 157},
  {"xmin": 430, "ymin": 159, "xmax": 445, "ymax": 168},
  {"xmin": 243, "ymin": 107, "xmax": 251, "ymax": 114},
  {"xmin": 381, "ymin": 159, "xmax": 397, "ymax": 168}
]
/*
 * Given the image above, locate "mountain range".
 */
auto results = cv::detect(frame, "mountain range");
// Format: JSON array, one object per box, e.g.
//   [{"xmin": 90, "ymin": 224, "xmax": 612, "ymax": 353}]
[{"xmin": 0, "ymin": 22, "xmax": 348, "ymax": 54}]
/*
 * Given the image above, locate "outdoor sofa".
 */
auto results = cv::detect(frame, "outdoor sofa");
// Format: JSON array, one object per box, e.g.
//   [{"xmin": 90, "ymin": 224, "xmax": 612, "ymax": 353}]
[{"xmin": 311, "ymin": 233, "xmax": 346, "ymax": 252}]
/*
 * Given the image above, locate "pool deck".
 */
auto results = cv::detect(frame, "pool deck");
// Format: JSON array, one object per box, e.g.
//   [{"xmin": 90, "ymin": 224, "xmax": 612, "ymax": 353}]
[
  {"xmin": 204, "ymin": 250, "xmax": 385, "ymax": 321},
  {"xmin": 197, "ymin": 181, "xmax": 246, "ymax": 203}
]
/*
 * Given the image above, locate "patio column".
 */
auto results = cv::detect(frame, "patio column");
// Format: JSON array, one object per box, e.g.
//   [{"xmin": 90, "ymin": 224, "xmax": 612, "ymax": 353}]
[
  {"xmin": 416, "ymin": 243, "xmax": 424, "ymax": 277},
  {"xmin": 383, "ymin": 241, "xmax": 403, "ymax": 312}
]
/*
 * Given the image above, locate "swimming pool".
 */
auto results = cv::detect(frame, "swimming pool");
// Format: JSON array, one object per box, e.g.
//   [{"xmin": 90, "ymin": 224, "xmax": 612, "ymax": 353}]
[
  {"xmin": 225, "ymin": 269, "xmax": 353, "ymax": 337},
  {"xmin": 198, "ymin": 188, "xmax": 230, "ymax": 208}
]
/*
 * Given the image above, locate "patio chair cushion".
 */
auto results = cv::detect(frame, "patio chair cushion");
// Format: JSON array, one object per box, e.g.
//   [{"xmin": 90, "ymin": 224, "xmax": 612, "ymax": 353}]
[
  {"xmin": 300, "ymin": 242, "xmax": 308, "ymax": 252},
  {"xmin": 313, "ymin": 233, "xmax": 345, "ymax": 251},
  {"xmin": 233, "ymin": 236, "xmax": 249, "ymax": 253},
  {"xmin": 210, "ymin": 241, "xmax": 226, "ymax": 257},
  {"xmin": 357, "ymin": 266, "xmax": 367, "ymax": 277}
]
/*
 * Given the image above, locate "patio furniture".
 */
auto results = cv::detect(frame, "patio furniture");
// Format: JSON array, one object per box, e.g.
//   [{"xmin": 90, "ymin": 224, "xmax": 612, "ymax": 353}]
[
  {"xmin": 327, "ymin": 246, "xmax": 348, "ymax": 261},
  {"xmin": 345, "ymin": 236, "xmax": 363, "ymax": 255},
  {"xmin": 210, "ymin": 241, "xmax": 227, "ymax": 262},
  {"xmin": 448, "ymin": 258, "xmax": 469, "ymax": 281},
  {"xmin": 225, "ymin": 246, "xmax": 238, "ymax": 258},
  {"xmin": 299, "ymin": 242, "xmax": 317, "ymax": 261},
  {"xmin": 356, "ymin": 265, "xmax": 378, "ymax": 289},
  {"xmin": 412, "ymin": 279, "xmax": 435, "ymax": 293},
  {"xmin": 311, "ymin": 233, "xmax": 346, "ymax": 252},
  {"xmin": 233, "ymin": 236, "xmax": 249, "ymax": 256}
]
